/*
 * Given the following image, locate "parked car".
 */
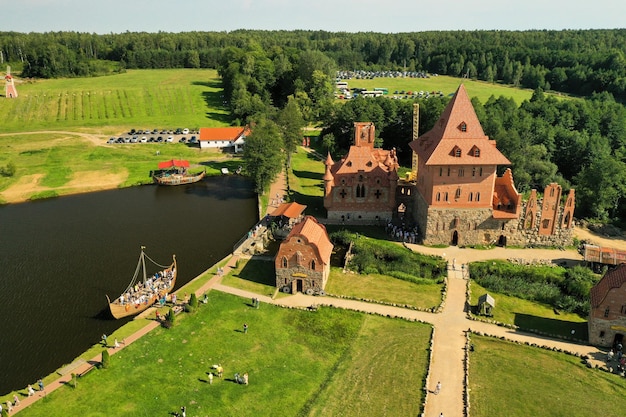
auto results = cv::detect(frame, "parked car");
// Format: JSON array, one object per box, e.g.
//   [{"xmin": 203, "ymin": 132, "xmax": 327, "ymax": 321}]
[
  {"xmin": 179, "ymin": 137, "xmax": 187, "ymax": 143},
  {"xmin": 140, "ymin": 137, "xmax": 148, "ymax": 143},
  {"xmin": 182, "ymin": 128, "xmax": 189, "ymax": 135},
  {"xmin": 166, "ymin": 136, "xmax": 174, "ymax": 142},
  {"xmin": 107, "ymin": 137, "xmax": 116, "ymax": 144}
]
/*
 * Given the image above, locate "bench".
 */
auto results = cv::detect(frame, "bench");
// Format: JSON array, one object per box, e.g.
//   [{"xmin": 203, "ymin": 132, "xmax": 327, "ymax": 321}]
[{"xmin": 77, "ymin": 364, "xmax": 96, "ymax": 378}]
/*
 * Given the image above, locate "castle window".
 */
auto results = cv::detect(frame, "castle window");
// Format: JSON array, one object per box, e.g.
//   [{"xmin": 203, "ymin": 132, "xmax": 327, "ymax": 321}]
[
  {"xmin": 374, "ymin": 189, "xmax": 382, "ymax": 199},
  {"xmin": 469, "ymin": 192, "xmax": 473, "ymax": 202},
  {"xmin": 341, "ymin": 179, "xmax": 346, "ymax": 185},
  {"xmin": 339, "ymin": 189, "xmax": 347, "ymax": 199},
  {"xmin": 455, "ymin": 148, "xmax": 462, "ymax": 158},
  {"xmin": 347, "ymin": 161, "xmax": 352, "ymax": 167},
  {"xmin": 436, "ymin": 192, "xmax": 441, "ymax": 202},
  {"xmin": 476, "ymin": 192, "xmax": 480, "ymax": 202},
  {"xmin": 311, "ymin": 259, "xmax": 316, "ymax": 270},
  {"xmin": 439, "ymin": 167, "xmax": 443, "ymax": 176},
  {"xmin": 474, "ymin": 148, "xmax": 480, "ymax": 157},
  {"xmin": 366, "ymin": 161, "xmax": 373, "ymax": 167},
  {"xmin": 472, "ymin": 167, "xmax": 476, "ymax": 177},
  {"xmin": 458, "ymin": 168, "xmax": 464, "ymax": 177},
  {"xmin": 604, "ymin": 307, "xmax": 610, "ymax": 318},
  {"xmin": 460, "ymin": 122, "xmax": 467, "ymax": 132},
  {"xmin": 444, "ymin": 192, "xmax": 449, "ymax": 202},
  {"xmin": 447, "ymin": 167, "xmax": 451, "ymax": 176},
  {"xmin": 455, "ymin": 188, "xmax": 461, "ymax": 199},
  {"xmin": 550, "ymin": 188, "xmax": 555, "ymax": 197},
  {"xmin": 542, "ymin": 219, "xmax": 550, "ymax": 229},
  {"xmin": 376, "ymin": 178, "xmax": 381, "ymax": 185},
  {"xmin": 479, "ymin": 167, "xmax": 483, "ymax": 176},
  {"xmin": 358, "ymin": 175, "xmax": 363, "ymax": 182},
  {"xmin": 600, "ymin": 331, "xmax": 605, "ymax": 338},
  {"xmin": 282, "ymin": 256, "xmax": 288, "ymax": 268}
]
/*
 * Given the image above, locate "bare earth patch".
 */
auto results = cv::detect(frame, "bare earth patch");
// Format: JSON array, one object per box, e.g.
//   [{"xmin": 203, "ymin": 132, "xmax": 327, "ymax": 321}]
[{"xmin": 1, "ymin": 170, "xmax": 128, "ymax": 204}]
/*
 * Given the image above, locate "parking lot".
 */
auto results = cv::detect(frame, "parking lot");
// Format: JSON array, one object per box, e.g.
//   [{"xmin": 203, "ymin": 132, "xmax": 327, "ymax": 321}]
[{"xmin": 107, "ymin": 128, "xmax": 199, "ymax": 146}]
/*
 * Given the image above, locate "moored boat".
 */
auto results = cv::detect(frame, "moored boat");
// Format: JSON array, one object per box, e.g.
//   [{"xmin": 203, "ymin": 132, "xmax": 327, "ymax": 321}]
[
  {"xmin": 106, "ymin": 246, "xmax": 177, "ymax": 319},
  {"xmin": 152, "ymin": 159, "xmax": 205, "ymax": 185}
]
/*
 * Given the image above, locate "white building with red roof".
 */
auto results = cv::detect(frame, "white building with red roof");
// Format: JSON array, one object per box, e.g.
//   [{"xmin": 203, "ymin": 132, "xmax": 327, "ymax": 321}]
[{"xmin": 198, "ymin": 126, "xmax": 250, "ymax": 152}]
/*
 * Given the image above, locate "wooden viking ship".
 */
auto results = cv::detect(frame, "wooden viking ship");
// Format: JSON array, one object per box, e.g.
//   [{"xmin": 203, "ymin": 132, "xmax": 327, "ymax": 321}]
[
  {"xmin": 106, "ymin": 246, "xmax": 177, "ymax": 319},
  {"xmin": 152, "ymin": 159, "xmax": 205, "ymax": 186}
]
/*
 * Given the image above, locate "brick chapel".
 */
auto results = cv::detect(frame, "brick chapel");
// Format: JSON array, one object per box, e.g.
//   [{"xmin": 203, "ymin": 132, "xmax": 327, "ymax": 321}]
[
  {"xmin": 323, "ymin": 122, "xmax": 399, "ymax": 222},
  {"xmin": 407, "ymin": 84, "xmax": 575, "ymax": 247},
  {"xmin": 589, "ymin": 264, "xmax": 626, "ymax": 347},
  {"xmin": 275, "ymin": 215, "xmax": 334, "ymax": 295}
]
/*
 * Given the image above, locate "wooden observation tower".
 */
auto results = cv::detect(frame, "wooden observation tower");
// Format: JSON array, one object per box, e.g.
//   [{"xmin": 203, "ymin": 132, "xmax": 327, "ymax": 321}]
[{"xmin": 5, "ymin": 66, "xmax": 18, "ymax": 98}]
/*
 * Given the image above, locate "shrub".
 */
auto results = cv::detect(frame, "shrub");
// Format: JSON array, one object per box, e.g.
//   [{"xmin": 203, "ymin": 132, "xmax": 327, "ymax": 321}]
[
  {"xmin": 189, "ymin": 293, "xmax": 198, "ymax": 308},
  {"xmin": 166, "ymin": 308, "xmax": 176, "ymax": 325},
  {"xmin": 0, "ymin": 162, "xmax": 16, "ymax": 177},
  {"xmin": 101, "ymin": 349, "xmax": 110, "ymax": 369}
]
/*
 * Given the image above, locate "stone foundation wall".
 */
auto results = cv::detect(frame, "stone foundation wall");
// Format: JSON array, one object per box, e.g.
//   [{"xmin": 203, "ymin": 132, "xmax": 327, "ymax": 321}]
[
  {"xmin": 276, "ymin": 265, "xmax": 325, "ymax": 294},
  {"xmin": 588, "ymin": 317, "xmax": 626, "ymax": 347}
]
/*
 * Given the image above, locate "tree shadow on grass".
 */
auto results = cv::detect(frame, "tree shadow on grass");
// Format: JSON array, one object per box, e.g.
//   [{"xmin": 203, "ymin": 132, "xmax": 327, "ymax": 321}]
[
  {"xmin": 514, "ymin": 312, "xmax": 589, "ymax": 340},
  {"xmin": 287, "ymin": 190, "xmax": 325, "ymax": 218}
]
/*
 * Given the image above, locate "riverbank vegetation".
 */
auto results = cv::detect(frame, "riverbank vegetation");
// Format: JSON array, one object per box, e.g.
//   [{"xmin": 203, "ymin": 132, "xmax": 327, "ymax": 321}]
[
  {"xmin": 16, "ymin": 291, "xmax": 431, "ymax": 417},
  {"xmin": 469, "ymin": 335, "xmax": 626, "ymax": 417}
]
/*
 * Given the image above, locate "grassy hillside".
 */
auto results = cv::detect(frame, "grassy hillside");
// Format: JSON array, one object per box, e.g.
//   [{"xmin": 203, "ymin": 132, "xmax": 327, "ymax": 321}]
[{"xmin": 0, "ymin": 69, "xmax": 230, "ymax": 133}]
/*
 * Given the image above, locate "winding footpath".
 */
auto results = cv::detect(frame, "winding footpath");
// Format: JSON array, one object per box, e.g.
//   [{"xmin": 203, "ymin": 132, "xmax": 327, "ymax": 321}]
[{"xmin": 10, "ymin": 166, "xmax": 607, "ymax": 417}]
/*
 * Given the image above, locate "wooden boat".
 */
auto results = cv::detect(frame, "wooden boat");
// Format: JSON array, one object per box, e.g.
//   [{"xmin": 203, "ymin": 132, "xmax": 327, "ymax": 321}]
[
  {"xmin": 106, "ymin": 246, "xmax": 177, "ymax": 319},
  {"xmin": 152, "ymin": 159, "xmax": 205, "ymax": 185}
]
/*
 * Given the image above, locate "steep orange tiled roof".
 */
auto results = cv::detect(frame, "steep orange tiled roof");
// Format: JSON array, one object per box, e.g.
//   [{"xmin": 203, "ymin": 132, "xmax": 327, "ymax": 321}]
[
  {"xmin": 331, "ymin": 146, "xmax": 398, "ymax": 177},
  {"xmin": 288, "ymin": 216, "xmax": 334, "ymax": 265},
  {"xmin": 409, "ymin": 84, "xmax": 510, "ymax": 166},
  {"xmin": 591, "ymin": 264, "xmax": 626, "ymax": 308},
  {"xmin": 199, "ymin": 126, "xmax": 250, "ymax": 142}
]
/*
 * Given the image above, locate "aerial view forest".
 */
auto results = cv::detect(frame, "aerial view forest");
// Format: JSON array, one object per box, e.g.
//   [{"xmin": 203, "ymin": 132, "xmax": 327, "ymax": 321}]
[{"xmin": 2, "ymin": 29, "xmax": 626, "ymax": 222}]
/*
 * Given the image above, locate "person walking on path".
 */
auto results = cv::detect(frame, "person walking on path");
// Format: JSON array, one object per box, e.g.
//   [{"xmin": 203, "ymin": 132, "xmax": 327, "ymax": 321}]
[
  {"xmin": 243, "ymin": 323, "xmax": 248, "ymax": 334},
  {"xmin": 434, "ymin": 381, "xmax": 441, "ymax": 394},
  {"xmin": 27, "ymin": 384, "xmax": 35, "ymax": 396}
]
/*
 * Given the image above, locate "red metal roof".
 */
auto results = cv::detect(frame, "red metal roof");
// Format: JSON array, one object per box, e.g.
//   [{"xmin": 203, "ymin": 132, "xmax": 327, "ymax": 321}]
[{"xmin": 157, "ymin": 159, "xmax": 190, "ymax": 169}]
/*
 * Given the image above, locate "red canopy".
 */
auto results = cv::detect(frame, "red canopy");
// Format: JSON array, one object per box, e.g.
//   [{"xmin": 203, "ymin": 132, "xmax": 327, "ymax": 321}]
[{"xmin": 158, "ymin": 159, "xmax": 190, "ymax": 169}]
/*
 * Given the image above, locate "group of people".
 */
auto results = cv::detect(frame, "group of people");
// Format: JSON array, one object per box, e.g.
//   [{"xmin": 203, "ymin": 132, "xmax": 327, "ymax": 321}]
[
  {"xmin": 117, "ymin": 267, "xmax": 175, "ymax": 309},
  {"xmin": 385, "ymin": 222, "xmax": 419, "ymax": 244},
  {"xmin": 1, "ymin": 394, "xmax": 21, "ymax": 413}
]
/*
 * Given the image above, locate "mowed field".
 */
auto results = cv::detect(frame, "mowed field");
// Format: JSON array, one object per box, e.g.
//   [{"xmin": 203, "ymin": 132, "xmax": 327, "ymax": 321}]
[
  {"xmin": 0, "ymin": 69, "xmax": 229, "ymax": 133},
  {"xmin": 338, "ymin": 74, "xmax": 560, "ymax": 104}
]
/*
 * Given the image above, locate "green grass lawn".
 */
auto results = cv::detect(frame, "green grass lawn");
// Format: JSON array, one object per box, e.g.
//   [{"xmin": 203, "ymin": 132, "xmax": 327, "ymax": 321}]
[
  {"xmin": 0, "ymin": 69, "xmax": 230, "ymax": 133},
  {"xmin": 326, "ymin": 267, "xmax": 443, "ymax": 309},
  {"xmin": 221, "ymin": 258, "xmax": 278, "ymax": 298},
  {"xmin": 0, "ymin": 132, "xmax": 240, "ymax": 202},
  {"xmin": 469, "ymin": 281, "xmax": 588, "ymax": 339},
  {"xmin": 288, "ymin": 148, "xmax": 326, "ymax": 218},
  {"xmin": 469, "ymin": 335, "xmax": 626, "ymax": 417},
  {"xmin": 16, "ymin": 291, "xmax": 431, "ymax": 417},
  {"xmin": 340, "ymin": 75, "xmax": 569, "ymax": 105}
]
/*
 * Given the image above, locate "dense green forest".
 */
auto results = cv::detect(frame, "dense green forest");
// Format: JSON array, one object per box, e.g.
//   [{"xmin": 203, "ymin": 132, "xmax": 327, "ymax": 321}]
[
  {"xmin": 3, "ymin": 29, "xmax": 626, "ymax": 100},
  {"xmin": 3, "ymin": 29, "xmax": 626, "ymax": 222}
]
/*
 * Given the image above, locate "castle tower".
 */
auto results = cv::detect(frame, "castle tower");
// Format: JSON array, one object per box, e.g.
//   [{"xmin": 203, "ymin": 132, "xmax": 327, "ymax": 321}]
[{"xmin": 5, "ymin": 66, "xmax": 18, "ymax": 98}]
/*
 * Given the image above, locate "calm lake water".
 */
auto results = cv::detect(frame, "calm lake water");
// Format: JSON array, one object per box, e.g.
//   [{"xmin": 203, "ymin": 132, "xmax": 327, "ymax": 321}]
[{"xmin": 0, "ymin": 176, "xmax": 257, "ymax": 395}]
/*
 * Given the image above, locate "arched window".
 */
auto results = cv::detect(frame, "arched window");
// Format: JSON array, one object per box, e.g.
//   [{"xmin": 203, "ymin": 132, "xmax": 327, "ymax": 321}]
[
  {"xmin": 436, "ymin": 192, "xmax": 441, "ymax": 202},
  {"xmin": 476, "ymin": 192, "xmax": 481, "ymax": 202},
  {"xmin": 444, "ymin": 192, "xmax": 449, "ymax": 201},
  {"xmin": 460, "ymin": 122, "xmax": 467, "ymax": 132},
  {"xmin": 311, "ymin": 259, "xmax": 316, "ymax": 270},
  {"xmin": 468, "ymin": 192, "xmax": 473, "ymax": 202},
  {"xmin": 282, "ymin": 257, "xmax": 288, "ymax": 268},
  {"xmin": 458, "ymin": 168, "xmax": 464, "ymax": 177},
  {"xmin": 455, "ymin": 188, "xmax": 461, "ymax": 198},
  {"xmin": 472, "ymin": 167, "xmax": 476, "ymax": 177},
  {"xmin": 455, "ymin": 148, "xmax": 462, "ymax": 157},
  {"xmin": 604, "ymin": 307, "xmax": 610, "ymax": 318},
  {"xmin": 439, "ymin": 167, "xmax": 443, "ymax": 176},
  {"xmin": 474, "ymin": 148, "xmax": 480, "ymax": 157},
  {"xmin": 479, "ymin": 167, "xmax": 483, "ymax": 176}
]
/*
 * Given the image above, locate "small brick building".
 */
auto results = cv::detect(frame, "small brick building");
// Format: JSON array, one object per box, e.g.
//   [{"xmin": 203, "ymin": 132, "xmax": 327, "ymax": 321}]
[
  {"xmin": 324, "ymin": 122, "xmax": 399, "ymax": 222},
  {"xmin": 589, "ymin": 264, "xmax": 626, "ymax": 347},
  {"xmin": 275, "ymin": 216, "xmax": 334, "ymax": 295}
]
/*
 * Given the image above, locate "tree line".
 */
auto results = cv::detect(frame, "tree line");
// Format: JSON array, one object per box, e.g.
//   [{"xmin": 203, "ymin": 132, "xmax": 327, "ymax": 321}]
[
  {"xmin": 3, "ymin": 29, "xmax": 626, "ymax": 101},
  {"xmin": 3, "ymin": 29, "xmax": 626, "ymax": 222}
]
